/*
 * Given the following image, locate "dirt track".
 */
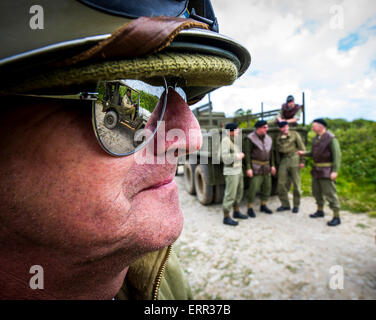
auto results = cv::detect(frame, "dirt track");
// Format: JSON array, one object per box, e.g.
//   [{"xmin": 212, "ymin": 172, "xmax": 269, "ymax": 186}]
[{"xmin": 174, "ymin": 170, "xmax": 376, "ymax": 300}]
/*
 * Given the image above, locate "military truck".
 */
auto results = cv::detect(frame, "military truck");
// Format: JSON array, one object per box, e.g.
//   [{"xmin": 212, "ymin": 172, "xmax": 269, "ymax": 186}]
[
  {"xmin": 182, "ymin": 94, "xmax": 308, "ymax": 205},
  {"xmin": 101, "ymin": 80, "xmax": 151, "ymax": 131}
]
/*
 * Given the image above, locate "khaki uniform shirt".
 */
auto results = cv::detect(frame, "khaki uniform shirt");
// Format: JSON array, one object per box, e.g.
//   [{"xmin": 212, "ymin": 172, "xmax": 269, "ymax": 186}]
[
  {"xmin": 122, "ymin": 94, "xmax": 134, "ymax": 109},
  {"xmin": 221, "ymin": 135, "xmax": 242, "ymax": 176},
  {"xmin": 276, "ymin": 131, "xmax": 306, "ymax": 167}
]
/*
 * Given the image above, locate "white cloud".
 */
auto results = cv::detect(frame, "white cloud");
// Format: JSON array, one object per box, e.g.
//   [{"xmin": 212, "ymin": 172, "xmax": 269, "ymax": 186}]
[{"xmin": 198, "ymin": 0, "xmax": 376, "ymax": 122}]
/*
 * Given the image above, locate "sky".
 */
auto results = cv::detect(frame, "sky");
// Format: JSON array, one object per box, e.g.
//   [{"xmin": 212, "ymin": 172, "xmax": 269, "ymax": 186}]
[{"xmin": 197, "ymin": 0, "xmax": 376, "ymax": 122}]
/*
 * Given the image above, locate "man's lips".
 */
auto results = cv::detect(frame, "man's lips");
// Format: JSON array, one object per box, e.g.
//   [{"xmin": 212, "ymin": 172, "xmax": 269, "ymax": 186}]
[
  {"xmin": 128, "ymin": 87, "xmax": 201, "ymax": 198},
  {"xmin": 139, "ymin": 178, "xmax": 175, "ymax": 192}
]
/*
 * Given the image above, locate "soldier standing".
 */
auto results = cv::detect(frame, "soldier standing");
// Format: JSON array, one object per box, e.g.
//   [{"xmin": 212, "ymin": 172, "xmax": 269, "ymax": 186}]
[
  {"xmin": 221, "ymin": 123, "xmax": 248, "ymax": 226},
  {"xmin": 276, "ymin": 95, "xmax": 302, "ymax": 126},
  {"xmin": 122, "ymin": 88, "xmax": 136, "ymax": 120},
  {"xmin": 245, "ymin": 120, "xmax": 276, "ymax": 217},
  {"xmin": 275, "ymin": 121, "xmax": 306, "ymax": 213},
  {"xmin": 298, "ymin": 119, "xmax": 342, "ymax": 226}
]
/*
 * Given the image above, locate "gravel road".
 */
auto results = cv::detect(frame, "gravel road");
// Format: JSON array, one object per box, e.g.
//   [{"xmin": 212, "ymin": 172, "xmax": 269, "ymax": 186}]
[{"xmin": 173, "ymin": 171, "xmax": 376, "ymax": 300}]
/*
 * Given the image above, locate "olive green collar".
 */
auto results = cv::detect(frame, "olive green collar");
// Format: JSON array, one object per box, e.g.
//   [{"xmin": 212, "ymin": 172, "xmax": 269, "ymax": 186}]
[{"xmin": 115, "ymin": 246, "xmax": 170, "ymax": 300}]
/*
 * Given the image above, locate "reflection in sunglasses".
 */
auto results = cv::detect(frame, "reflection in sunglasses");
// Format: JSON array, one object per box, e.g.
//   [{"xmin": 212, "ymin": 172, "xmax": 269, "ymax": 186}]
[{"xmin": 93, "ymin": 79, "xmax": 186, "ymax": 157}]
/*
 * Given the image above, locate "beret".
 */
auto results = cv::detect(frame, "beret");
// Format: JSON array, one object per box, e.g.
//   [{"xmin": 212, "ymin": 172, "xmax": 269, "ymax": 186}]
[
  {"xmin": 278, "ymin": 121, "xmax": 288, "ymax": 128},
  {"xmin": 313, "ymin": 118, "xmax": 327, "ymax": 127},
  {"xmin": 286, "ymin": 95, "xmax": 294, "ymax": 102},
  {"xmin": 255, "ymin": 120, "xmax": 267, "ymax": 128},
  {"xmin": 225, "ymin": 123, "xmax": 239, "ymax": 131}
]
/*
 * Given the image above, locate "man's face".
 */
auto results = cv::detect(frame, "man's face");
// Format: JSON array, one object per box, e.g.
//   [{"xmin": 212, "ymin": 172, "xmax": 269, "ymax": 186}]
[
  {"xmin": 312, "ymin": 122, "xmax": 324, "ymax": 134},
  {"xmin": 280, "ymin": 124, "xmax": 289, "ymax": 135},
  {"xmin": 287, "ymin": 101, "xmax": 295, "ymax": 108},
  {"xmin": 0, "ymin": 91, "xmax": 201, "ymax": 267},
  {"xmin": 230, "ymin": 128, "xmax": 239, "ymax": 137},
  {"xmin": 257, "ymin": 124, "xmax": 269, "ymax": 135}
]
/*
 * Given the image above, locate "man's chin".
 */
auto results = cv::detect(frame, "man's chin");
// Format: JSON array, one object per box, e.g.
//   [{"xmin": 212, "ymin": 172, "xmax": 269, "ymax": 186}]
[{"xmin": 129, "ymin": 180, "xmax": 183, "ymax": 251}]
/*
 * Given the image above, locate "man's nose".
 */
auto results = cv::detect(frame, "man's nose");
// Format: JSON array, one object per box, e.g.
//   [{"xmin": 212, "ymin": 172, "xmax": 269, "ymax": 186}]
[{"xmin": 154, "ymin": 89, "xmax": 202, "ymax": 157}]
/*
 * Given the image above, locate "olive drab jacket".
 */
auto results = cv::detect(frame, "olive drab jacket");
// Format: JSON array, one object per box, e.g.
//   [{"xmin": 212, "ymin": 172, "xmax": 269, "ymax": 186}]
[
  {"xmin": 115, "ymin": 246, "xmax": 193, "ymax": 300},
  {"xmin": 275, "ymin": 130, "xmax": 306, "ymax": 167},
  {"xmin": 245, "ymin": 132, "xmax": 273, "ymax": 176}
]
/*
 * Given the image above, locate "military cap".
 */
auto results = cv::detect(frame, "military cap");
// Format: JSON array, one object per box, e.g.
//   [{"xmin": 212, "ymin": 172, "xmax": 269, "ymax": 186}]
[
  {"xmin": 225, "ymin": 123, "xmax": 238, "ymax": 131},
  {"xmin": 313, "ymin": 118, "xmax": 328, "ymax": 127},
  {"xmin": 277, "ymin": 121, "xmax": 288, "ymax": 128},
  {"xmin": 255, "ymin": 120, "xmax": 267, "ymax": 128},
  {"xmin": 0, "ymin": 0, "xmax": 251, "ymax": 105}
]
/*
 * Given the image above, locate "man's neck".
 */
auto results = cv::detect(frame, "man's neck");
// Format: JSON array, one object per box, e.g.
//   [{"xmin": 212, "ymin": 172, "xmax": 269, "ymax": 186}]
[{"xmin": 318, "ymin": 129, "xmax": 326, "ymax": 137}]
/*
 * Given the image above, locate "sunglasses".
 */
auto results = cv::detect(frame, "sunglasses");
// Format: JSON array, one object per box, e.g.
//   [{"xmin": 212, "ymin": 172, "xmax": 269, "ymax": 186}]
[{"xmin": 16, "ymin": 77, "xmax": 187, "ymax": 157}]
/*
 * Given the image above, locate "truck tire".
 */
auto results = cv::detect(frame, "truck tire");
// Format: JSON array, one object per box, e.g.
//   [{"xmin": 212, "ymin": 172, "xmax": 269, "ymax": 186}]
[
  {"xmin": 104, "ymin": 111, "xmax": 118, "ymax": 129},
  {"xmin": 213, "ymin": 184, "xmax": 225, "ymax": 204},
  {"xmin": 183, "ymin": 163, "xmax": 196, "ymax": 195},
  {"xmin": 194, "ymin": 164, "xmax": 214, "ymax": 205}
]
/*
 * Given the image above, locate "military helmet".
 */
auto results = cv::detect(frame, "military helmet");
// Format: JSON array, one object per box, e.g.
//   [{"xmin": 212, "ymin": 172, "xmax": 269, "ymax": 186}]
[{"xmin": 0, "ymin": 0, "xmax": 251, "ymax": 104}]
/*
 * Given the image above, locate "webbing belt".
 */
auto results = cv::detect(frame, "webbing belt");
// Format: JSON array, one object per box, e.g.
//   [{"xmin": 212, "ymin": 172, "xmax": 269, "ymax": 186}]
[
  {"xmin": 314, "ymin": 162, "xmax": 332, "ymax": 167},
  {"xmin": 252, "ymin": 160, "xmax": 269, "ymax": 166}
]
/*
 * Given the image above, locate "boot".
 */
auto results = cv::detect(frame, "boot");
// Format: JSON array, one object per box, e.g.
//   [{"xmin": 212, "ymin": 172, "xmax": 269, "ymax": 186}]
[
  {"xmin": 260, "ymin": 205, "xmax": 273, "ymax": 214},
  {"xmin": 233, "ymin": 211, "xmax": 248, "ymax": 220},
  {"xmin": 292, "ymin": 207, "xmax": 299, "ymax": 214},
  {"xmin": 309, "ymin": 210, "xmax": 324, "ymax": 218},
  {"xmin": 247, "ymin": 208, "xmax": 256, "ymax": 218},
  {"xmin": 277, "ymin": 206, "xmax": 291, "ymax": 212},
  {"xmin": 223, "ymin": 216, "xmax": 239, "ymax": 226},
  {"xmin": 327, "ymin": 217, "xmax": 341, "ymax": 227}
]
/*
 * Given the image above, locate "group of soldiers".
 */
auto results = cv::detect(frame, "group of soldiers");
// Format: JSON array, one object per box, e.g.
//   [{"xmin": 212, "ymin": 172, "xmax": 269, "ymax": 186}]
[{"xmin": 221, "ymin": 95, "xmax": 342, "ymax": 228}]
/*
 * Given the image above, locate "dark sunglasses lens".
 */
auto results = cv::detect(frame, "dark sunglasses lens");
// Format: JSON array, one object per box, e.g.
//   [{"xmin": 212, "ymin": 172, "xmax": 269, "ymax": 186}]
[{"xmin": 92, "ymin": 79, "xmax": 168, "ymax": 156}]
